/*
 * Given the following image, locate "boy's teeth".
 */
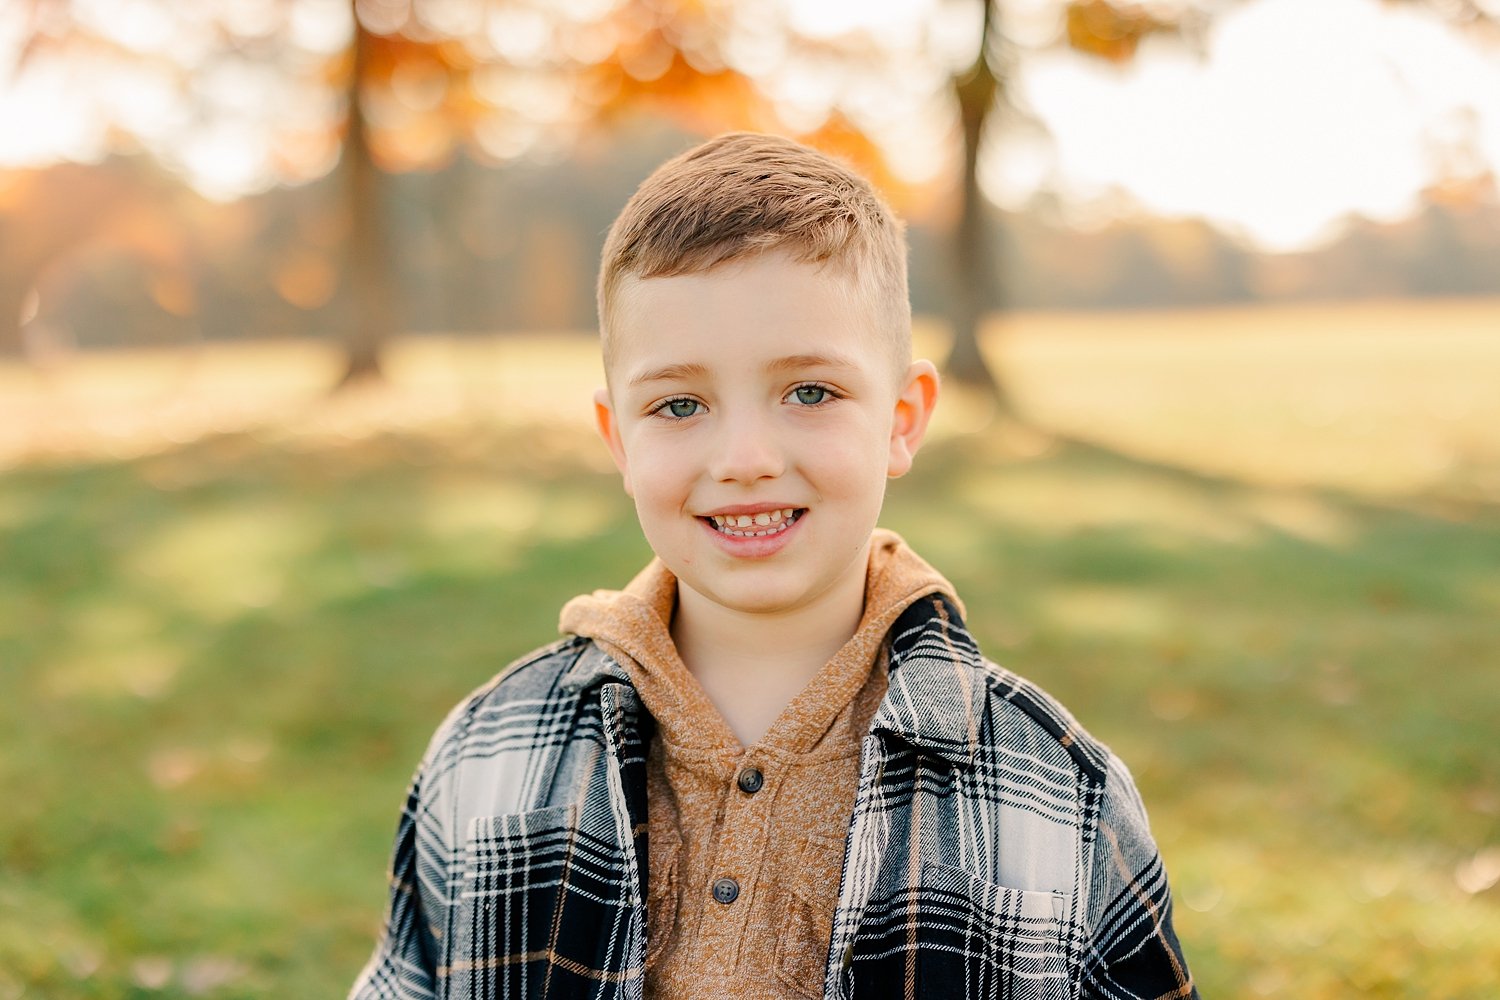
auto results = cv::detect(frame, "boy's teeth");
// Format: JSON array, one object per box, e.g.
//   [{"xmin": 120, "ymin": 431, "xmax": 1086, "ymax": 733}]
[{"xmin": 708, "ymin": 508, "xmax": 801, "ymax": 536}]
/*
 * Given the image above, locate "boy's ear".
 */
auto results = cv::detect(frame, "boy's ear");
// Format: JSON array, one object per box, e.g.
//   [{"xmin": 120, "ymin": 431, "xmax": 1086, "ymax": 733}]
[
  {"xmin": 592, "ymin": 388, "xmax": 634, "ymax": 497},
  {"xmin": 887, "ymin": 360, "xmax": 940, "ymax": 479}
]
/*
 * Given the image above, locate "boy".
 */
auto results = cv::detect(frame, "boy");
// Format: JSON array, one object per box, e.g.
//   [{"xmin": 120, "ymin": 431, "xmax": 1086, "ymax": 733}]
[{"xmin": 350, "ymin": 133, "xmax": 1195, "ymax": 1000}]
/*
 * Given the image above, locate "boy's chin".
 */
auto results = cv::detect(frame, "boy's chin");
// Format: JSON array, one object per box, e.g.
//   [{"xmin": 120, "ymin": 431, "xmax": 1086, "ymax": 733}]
[
  {"xmin": 674, "ymin": 553, "xmax": 867, "ymax": 621},
  {"xmin": 683, "ymin": 579, "xmax": 805, "ymax": 617},
  {"xmin": 669, "ymin": 566, "xmax": 824, "ymax": 617}
]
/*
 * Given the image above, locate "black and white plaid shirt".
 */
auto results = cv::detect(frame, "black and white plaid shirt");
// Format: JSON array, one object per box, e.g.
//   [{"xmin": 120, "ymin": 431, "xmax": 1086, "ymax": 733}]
[{"xmin": 350, "ymin": 593, "xmax": 1197, "ymax": 999}]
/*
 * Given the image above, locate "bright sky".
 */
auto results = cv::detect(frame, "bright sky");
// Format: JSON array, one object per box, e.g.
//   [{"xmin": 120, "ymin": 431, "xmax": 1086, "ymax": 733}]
[
  {"xmin": 2, "ymin": 0, "xmax": 1497, "ymax": 251},
  {"xmin": 988, "ymin": 0, "xmax": 1500, "ymax": 249}
]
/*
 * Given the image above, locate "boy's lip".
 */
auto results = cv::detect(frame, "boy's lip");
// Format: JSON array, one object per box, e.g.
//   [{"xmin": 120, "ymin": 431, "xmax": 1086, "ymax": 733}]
[
  {"xmin": 699, "ymin": 502, "xmax": 805, "ymax": 517},
  {"xmin": 697, "ymin": 504, "xmax": 806, "ymax": 556}
]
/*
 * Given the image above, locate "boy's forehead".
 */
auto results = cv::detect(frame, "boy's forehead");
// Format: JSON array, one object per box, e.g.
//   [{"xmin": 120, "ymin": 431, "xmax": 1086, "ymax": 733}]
[
  {"xmin": 605, "ymin": 255, "xmax": 891, "ymax": 380},
  {"xmin": 615, "ymin": 253, "xmax": 857, "ymax": 315}
]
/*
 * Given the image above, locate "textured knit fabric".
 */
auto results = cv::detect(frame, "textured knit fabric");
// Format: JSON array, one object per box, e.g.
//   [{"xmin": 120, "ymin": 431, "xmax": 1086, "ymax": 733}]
[
  {"xmin": 349, "ymin": 534, "xmax": 1198, "ymax": 1000},
  {"xmin": 557, "ymin": 530, "xmax": 951, "ymax": 999}
]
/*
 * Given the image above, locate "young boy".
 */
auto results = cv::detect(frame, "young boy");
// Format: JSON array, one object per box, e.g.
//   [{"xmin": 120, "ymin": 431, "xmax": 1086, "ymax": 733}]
[{"xmin": 350, "ymin": 133, "xmax": 1195, "ymax": 1000}]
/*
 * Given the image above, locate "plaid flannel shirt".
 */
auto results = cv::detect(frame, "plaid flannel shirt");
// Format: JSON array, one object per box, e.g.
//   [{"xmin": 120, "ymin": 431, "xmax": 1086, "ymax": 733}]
[{"xmin": 350, "ymin": 594, "xmax": 1197, "ymax": 1000}]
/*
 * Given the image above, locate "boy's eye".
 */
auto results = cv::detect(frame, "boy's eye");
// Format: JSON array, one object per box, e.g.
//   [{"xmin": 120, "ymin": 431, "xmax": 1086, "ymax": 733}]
[
  {"xmin": 790, "ymin": 385, "xmax": 830, "ymax": 406},
  {"xmin": 661, "ymin": 398, "xmax": 702, "ymax": 418}
]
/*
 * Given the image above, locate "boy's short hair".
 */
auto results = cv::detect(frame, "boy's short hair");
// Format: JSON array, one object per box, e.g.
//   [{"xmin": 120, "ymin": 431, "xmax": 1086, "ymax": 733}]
[{"xmin": 596, "ymin": 131, "xmax": 911, "ymax": 379}]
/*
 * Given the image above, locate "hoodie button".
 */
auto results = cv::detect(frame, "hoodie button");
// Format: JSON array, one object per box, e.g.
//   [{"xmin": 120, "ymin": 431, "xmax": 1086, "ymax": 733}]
[
  {"xmin": 712, "ymin": 878, "xmax": 740, "ymax": 904},
  {"xmin": 736, "ymin": 767, "xmax": 764, "ymax": 794}
]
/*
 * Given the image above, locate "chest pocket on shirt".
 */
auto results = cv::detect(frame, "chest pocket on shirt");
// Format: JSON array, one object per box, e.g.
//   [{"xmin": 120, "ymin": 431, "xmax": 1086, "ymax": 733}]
[
  {"xmin": 912, "ymin": 864, "xmax": 1069, "ymax": 1000},
  {"xmin": 842, "ymin": 864, "xmax": 1070, "ymax": 1000},
  {"xmin": 451, "ymin": 804, "xmax": 638, "ymax": 1000},
  {"xmin": 775, "ymin": 832, "xmax": 848, "ymax": 999}
]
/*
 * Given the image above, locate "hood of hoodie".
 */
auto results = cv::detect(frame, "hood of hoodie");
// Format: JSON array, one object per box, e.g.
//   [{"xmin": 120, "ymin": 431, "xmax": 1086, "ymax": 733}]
[{"xmin": 558, "ymin": 528, "xmax": 960, "ymax": 752}]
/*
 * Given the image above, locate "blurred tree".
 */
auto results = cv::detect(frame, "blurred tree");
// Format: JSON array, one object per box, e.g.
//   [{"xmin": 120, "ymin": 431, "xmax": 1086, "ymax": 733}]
[
  {"xmin": 305, "ymin": 0, "xmax": 955, "ymax": 380},
  {"xmin": 946, "ymin": 0, "xmax": 1006, "ymax": 400},
  {"xmin": 323, "ymin": 0, "xmax": 789, "ymax": 384},
  {"xmin": 3, "ymin": 0, "xmax": 1495, "ymax": 385},
  {"xmin": 0, "ymin": 0, "xmax": 796, "ymax": 377},
  {"xmin": 944, "ymin": 0, "xmax": 1179, "ymax": 404},
  {"xmin": 336, "ymin": 6, "xmax": 395, "ymax": 385}
]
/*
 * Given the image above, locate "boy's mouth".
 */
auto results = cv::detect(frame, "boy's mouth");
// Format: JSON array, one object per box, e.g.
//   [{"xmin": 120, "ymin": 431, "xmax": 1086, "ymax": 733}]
[{"xmin": 701, "ymin": 508, "xmax": 804, "ymax": 538}]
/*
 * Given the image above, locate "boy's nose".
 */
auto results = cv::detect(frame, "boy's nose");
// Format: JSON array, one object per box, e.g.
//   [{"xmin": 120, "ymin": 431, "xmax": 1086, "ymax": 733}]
[{"xmin": 708, "ymin": 413, "xmax": 786, "ymax": 484}]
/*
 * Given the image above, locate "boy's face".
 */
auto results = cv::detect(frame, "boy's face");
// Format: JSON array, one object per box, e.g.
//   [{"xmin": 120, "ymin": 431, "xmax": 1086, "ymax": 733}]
[{"xmin": 594, "ymin": 251, "xmax": 938, "ymax": 620}]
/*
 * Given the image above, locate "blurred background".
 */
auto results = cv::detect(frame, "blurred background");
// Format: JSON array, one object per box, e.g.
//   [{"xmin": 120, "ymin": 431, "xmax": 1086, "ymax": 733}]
[{"xmin": 2, "ymin": 0, "xmax": 1498, "ymax": 997}]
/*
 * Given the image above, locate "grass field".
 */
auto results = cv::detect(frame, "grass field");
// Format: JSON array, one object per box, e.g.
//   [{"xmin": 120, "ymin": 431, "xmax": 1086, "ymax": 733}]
[{"xmin": 2, "ymin": 301, "xmax": 1498, "ymax": 998}]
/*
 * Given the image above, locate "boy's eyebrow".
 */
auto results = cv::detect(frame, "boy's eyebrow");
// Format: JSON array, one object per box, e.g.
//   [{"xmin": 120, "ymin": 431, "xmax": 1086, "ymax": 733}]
[
  {"xmin": 766, "ymin": 352, "xmax": 861, "ymax": 372},
  {"xmin": 627, "ymin": 362, "xmax": 711, "ymax": 387},
  {"xmin": 626, "ymin": 353, "xmax": 860, "ymax": 388}
]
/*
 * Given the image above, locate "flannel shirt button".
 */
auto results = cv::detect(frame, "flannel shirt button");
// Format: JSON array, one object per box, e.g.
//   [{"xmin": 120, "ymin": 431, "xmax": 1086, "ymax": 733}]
[
  {"xmin": 711, "ymin": 878, "xmax": 740, "ymax": 904},
  {"xmin": 736, "ymin": 767, "xmax": 764, "ymax": 794},
  {"xmin": 841, "ymin": 943, "xmax": 854, "ymax": 969}
]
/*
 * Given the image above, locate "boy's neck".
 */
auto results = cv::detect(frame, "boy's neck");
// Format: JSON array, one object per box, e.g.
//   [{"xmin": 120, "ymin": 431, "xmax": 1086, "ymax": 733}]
[{"xmin": 670, "ymin": 542, "xmax": 872, "ymax": 749}]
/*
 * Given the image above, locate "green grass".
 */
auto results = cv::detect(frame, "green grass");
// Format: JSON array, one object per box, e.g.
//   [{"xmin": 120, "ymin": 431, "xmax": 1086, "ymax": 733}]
[{"xmin": 2, "ymin": 321, "xmax": 1499, "ymax": 998}]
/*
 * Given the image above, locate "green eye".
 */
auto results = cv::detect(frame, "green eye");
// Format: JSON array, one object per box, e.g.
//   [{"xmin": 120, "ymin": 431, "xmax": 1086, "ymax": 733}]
[
  {"xmin": 792, "ymin": 385, "xmax": 828, "ymax": 405},
  {"xmin": 666, "ymin": 398, "xmax": 700, "ymax": 418}
]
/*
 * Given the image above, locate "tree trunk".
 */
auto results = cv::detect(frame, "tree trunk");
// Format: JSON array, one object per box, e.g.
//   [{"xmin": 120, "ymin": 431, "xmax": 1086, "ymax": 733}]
[
  {"xmin": 335, "ymin": 10, "xmax": 397, "ymax": 388},
  {"xmin": 945, "ymin": 0, "xmax": 1010, "ymax": 408},
  {"xmin": 0, "ymin": 275, "xmax": 28, "ymax": 356}
]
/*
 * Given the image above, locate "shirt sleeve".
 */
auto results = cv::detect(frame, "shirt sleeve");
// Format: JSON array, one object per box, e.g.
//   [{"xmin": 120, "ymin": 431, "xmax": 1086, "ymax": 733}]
[
  {"xmin": 1079, "ymin": 754, "xmax": 1198, "ymax": 1000},
  {"xmin": 348, "ymin": 763, "xmax": 441, "ymax": 1000}
]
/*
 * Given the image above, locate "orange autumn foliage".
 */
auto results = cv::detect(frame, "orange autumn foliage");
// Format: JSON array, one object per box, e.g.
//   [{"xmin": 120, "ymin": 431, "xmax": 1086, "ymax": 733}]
[{"xmin": 1064, "ymin": 0, "xmax": 1179, "ymax": 63}]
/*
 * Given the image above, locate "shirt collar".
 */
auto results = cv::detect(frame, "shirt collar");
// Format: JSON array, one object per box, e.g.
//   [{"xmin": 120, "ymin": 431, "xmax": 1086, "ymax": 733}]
[
  {"xmin": 868, "ymin": 593, "xmax": 987, "ymax": 771},
  {"xmin": 560, "ymin": 641, "xmax": 633, "ymax": 691},
  {"xmin": 563, "ymin": 592, "xmax": 988, "ymax": 770},
  {"xmin": 559, "ymin": 532, "xmax": 984, "ymax": 768}
]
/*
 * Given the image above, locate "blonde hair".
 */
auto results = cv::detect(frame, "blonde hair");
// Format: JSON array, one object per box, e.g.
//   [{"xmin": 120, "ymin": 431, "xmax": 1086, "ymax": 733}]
[{"xmin": 597, "ymin": 132, "xmax": 910, "ymax": 377}]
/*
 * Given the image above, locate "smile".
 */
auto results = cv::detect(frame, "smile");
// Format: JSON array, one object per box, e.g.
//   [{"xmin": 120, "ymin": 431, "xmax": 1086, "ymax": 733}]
[{"xmin": 704, "ymin": 508, "xmax": 803, "ymax": 537}]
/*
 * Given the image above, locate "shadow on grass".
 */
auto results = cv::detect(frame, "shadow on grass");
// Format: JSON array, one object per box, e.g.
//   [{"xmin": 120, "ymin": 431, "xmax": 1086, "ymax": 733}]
[
  {"xmin": 902, "ymin": 425, "xmax": 1499, "ymax": 795},
  {"xmin": 896, "ymin": 425, "xmax": 1500, "ymax": 997},
  {"xmin": 1, "ymin": 421, "xmax": 1497, "ymax": 998}
]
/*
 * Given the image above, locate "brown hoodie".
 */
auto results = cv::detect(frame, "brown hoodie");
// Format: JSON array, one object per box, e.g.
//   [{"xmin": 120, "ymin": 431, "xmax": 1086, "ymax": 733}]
[{"xmin": 559, "ymin": 529, "xmax": 958, "ymax": 999}]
